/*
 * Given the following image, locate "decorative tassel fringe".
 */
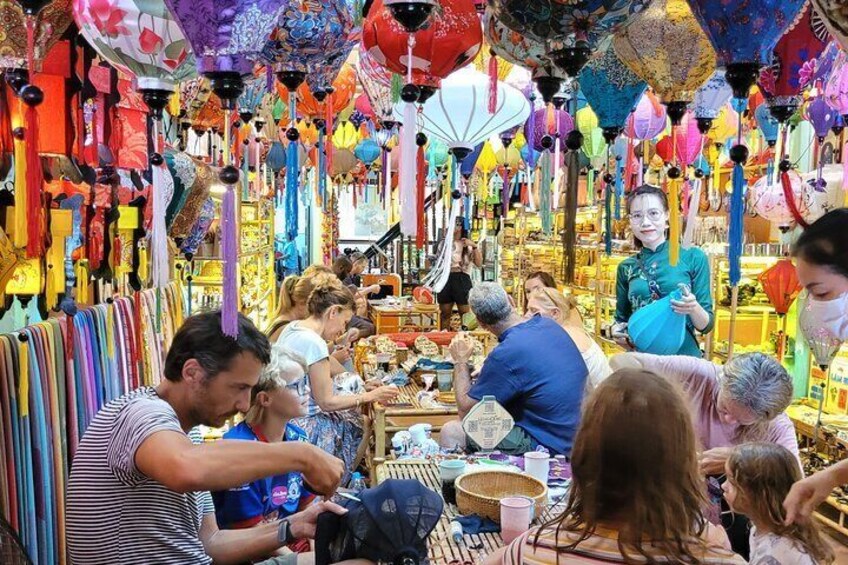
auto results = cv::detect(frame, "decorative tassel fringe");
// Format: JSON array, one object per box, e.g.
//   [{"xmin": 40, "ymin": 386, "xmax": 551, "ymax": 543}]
[
  {"xmin": 13, "ymin": 135, "xmax": 28, "ymax": 250},
  {"xmin": 781, "ymin": 170, "xmax": 809, "ymax": 228},
  {"xmin": 729, "ymin": 163, "xmax": 745, "ymax": 286},
  {"xmin": 24, "ymin": 105, "xmax": 43, "ymax": 258},
  {"xmin": 399, "ymin": 102, "xmax": 417, "ymax": 236},
  {"xmin": 285, "ymin": 139, "xmax": 300, "ymax": 241},
  {"xmin": 668, "ymin": 178, "xmax": 680, "ymax": 266},
  {"xmin": 150, "ymin": 124, "xmax": 169, "ymax": 289},
  {"xmin": 683, "ymin": 178, "xmax": 701, "ymax": 248},
  {"xmin": 526, "ymin": 97, "xmax": 537, "ymax": 169},
  {"xmin": 587, "ymin": 168, "xmax": 595, "ymax": 205},
  {"xmin": 487, "ymin": 54, "xmax": 498, "ymax": 114},
  {"xmin": 221, "ymin": 186, "xmax": 238, "ymax": 337},
  {"xmin": 540, "ymin": 152, "xmax": 552, "ymax": 235},
  {"xmin": 266, "ymin": 65, "xmax": 274, "ymax": 93},
  {"xmin": 416, "ymin": 144, "xmax": 426, "ymax": 248},
  {"xmin": 604, "ymin": 178, "xmax": 612, "ymax": 255}
]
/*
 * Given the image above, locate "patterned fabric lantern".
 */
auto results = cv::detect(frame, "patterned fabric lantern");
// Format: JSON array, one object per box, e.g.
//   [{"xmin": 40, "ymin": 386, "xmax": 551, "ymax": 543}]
[
  {"xmin": 758, "ymin": 5, "xmax": 829, "ymax": 123},
  {"xmin": 754, "ymin": 104, "xmax": 780, "ymax": 146},
  {"xmin": 806, "ymin": 95, "xmax": 838, "ymax": 142},
  {"xmin": 758, "ymin": 258, "xmax": 801, "ymax": 359},
  {"xmin": 0, "ymin": 0, "xmax": 72, "ymax": 70},
  {"xmin": 73, "ymin": 0, "xmax": 196, "ymax": 93},
  {"xmin": 295, "ymin": 63, "xmax": 357, "ymax": 118},
  {"xmin": 613, "ymin": 0, "xmax": 716, "ymax": 125},
  {"xmin": 750, "ymin": 170, "xmax": 805, "ymax": 230},
  {"xmin": 693, "ymin": 71, "xmax": 733, "ymax": 133},
  {"xmin": 427, "ymin": 137, "xmax": 450, "ymax": 169},
  {"xmin": 625, "ymin": 91, "xmax": 668, "ymax": 141},
  {"xmin": 483, "ymin": 9, "xmax": 567, "ymax": 103},
  {"xmin": 356, "ymin": 49, "xmax": 394, "ymax": 125},
  {"xmin": 824, "ymin": 50, "xmax": 848, "ymax": 116},
  {"xmin": 579, "ymin": 42, "xmax": 647, "ymax": 142},
  {"xmin": 237, "ymin": 74, "xmax": 269, "ymax": 122},
  {"xmin": 362, "ymin": 0, "xmax": 482, "ymax": 89},
  {"xmin": 811, "ymin": 0, "xmax": 848, "ymax": 53},
  {"xmin": 488, "ymin": 0, "xmax": 652, "ymax": 77},
  {"xmin": 524, "ymin": 107, "xmax": 574, "ymax": 152}
]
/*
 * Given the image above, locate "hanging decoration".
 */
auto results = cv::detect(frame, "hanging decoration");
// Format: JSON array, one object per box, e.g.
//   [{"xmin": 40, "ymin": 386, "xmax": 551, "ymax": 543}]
[
  {"xmin": 613, "ymin": 0, "xmax": 717, "ymax": 126},
  {"xmin": 0, "ymin": 0, "xmax": 72, "ymax": 71},
  {"xmin": 758, "ymin": 5, "xmax": 829, "ymax": 123},
  {"xmin": 579, "ymin": 41, "xmax": 647, "ymax": 143},
  {"xmin": 758, "ymin": 258, "xmax": 801, "ymax": 360},
  {"xmin": 693, "ymin": 70, "xmax": 733, "ymax": 133},
  {"xmin": 811, "ymin": 0, "xmax": 848, "ymax": 53},
  {"xmin": 357, "ymin": 49, "xmax": 395, "ymax": 124}
]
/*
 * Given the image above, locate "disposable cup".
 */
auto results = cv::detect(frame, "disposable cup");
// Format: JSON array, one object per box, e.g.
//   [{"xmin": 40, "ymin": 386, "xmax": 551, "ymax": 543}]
[
  {"xmin": 524, "ymin": 451, "xmax": 550, "ymax": 485},
  {"xmin": 500, "ymin": 496, "xmax": 534, "ymax": 544}
]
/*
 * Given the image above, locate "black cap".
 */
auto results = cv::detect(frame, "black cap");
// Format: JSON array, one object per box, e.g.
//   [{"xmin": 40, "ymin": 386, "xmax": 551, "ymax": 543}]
[{"xmin": 315, "ymin": 479, "xmax": 443, "ymax": 565}]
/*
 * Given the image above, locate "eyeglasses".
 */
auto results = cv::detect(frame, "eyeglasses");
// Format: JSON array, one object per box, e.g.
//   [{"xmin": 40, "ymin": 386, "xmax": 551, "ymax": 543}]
[
  {"xmin": 286, "ymin": 379, "xmax": 308, "ymax": 396},
  {"xmin": 630, "ymin": 209, "xmax": 665, "ymax": 223}
]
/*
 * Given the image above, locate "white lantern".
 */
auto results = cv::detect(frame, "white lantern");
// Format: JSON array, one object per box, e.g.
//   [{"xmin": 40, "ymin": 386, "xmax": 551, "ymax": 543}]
[{"xmin": 394, "ymin": 67, "xmax": 531, "ymax": 162}]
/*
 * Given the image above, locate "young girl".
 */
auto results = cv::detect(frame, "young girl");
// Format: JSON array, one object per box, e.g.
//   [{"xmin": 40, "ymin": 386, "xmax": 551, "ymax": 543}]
[{"xmin": 724, "ymin": 443, "xmax": 834, "ymax": 564}]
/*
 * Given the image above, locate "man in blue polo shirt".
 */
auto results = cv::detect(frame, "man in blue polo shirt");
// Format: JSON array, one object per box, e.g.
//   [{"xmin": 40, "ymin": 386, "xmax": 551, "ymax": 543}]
[
  {"xmin": 213, "ymin": 345, "xmax": 315, "ymax": 549},
  {"xmin": 440, "ymin": 283, "xmax": 588, "ymax": 455}
]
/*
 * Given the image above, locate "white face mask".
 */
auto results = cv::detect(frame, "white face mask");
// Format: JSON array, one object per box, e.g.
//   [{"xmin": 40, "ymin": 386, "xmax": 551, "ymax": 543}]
[{"xmin": 805, "ymin": 293, "xmax": 848, "ymax": 342}]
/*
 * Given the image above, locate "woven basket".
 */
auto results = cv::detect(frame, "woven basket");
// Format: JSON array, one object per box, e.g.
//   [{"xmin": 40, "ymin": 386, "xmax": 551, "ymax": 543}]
[{"xmin": 455, "ymin": 470, "xmax": 547, "ymax": 523}]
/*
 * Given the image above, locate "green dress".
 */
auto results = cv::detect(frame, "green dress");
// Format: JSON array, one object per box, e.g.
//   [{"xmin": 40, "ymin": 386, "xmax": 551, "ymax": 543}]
[{"xmin": 615, "ymin": 241, "xmax": 714, "ymax": 357}]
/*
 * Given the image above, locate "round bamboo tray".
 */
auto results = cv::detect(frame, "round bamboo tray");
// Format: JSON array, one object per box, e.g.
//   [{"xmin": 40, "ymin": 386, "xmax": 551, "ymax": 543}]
[{"xmin": 455, "ymin": 470, "xmax": 547, "ymax": 523}]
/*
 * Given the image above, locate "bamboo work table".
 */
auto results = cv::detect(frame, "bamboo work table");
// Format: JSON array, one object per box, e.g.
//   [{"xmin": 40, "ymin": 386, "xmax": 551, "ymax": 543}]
[{"xmin": 372, "ymin": 382, "xmax": 458, "ymax": 459}]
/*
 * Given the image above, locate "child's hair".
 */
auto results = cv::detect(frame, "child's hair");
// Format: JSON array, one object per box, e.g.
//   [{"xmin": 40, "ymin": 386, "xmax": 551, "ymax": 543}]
[
  {"xmin": 303, "ymin": 264, "xmax": 333, "ymax": 277},
  {"xmin": 528, "ymin": 287, "xmax": 578, "ymax": 326},
  {"xmin": 332, "ymin": 255, "xmax": 353, "ymax": 281},
  {"xmin": 307, "ymin": 275, "xmax": 356, "ymax": 317},
  {"xmin": 727, "ymin": 443, "xmax": 834, "ymax": 564},
  {"xmin": 250, "ymin": 344, "xmax": 308, "ymax": 405}
]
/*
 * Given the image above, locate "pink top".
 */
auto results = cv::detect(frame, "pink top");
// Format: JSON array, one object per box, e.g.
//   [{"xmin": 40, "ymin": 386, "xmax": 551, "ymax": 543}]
[{"xmin": 630, "ymin": 354, "xmax": 800, "ymax": 468}]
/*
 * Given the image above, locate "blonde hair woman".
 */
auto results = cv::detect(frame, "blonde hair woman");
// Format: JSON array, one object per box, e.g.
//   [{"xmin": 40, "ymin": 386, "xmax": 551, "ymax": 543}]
[
  {"xmin": 266, "ymin": 275, "xmax": 321, "ymax": 342},
  {"xmin": 526, "ymin": 287, "xmax": 612, "ymax": 389}
]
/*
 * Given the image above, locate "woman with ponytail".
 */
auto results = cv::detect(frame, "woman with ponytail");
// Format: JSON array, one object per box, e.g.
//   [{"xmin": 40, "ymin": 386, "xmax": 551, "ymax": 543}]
[{"xmin": 276, "ymin": 275, "xmax": 399, "ymax": 480}]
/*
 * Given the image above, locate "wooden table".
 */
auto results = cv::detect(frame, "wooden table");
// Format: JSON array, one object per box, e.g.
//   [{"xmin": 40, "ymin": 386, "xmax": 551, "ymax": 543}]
[
  {"xmin": 372, "ymin": 381, "xmax": 458, "ymax": 458},
  {"xmin": 370, "ymin": 302, "xmax": 441, "ymax": 334},
  {"xmin": 374, "ymin": 459, "xmax": 562, "ymax": 564}
]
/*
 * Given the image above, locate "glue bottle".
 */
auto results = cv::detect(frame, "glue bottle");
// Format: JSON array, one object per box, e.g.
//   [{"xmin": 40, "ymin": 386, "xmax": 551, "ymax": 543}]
[{"xmin": 449, "ymin": 520, "xmax": 464, "ymax": 545}]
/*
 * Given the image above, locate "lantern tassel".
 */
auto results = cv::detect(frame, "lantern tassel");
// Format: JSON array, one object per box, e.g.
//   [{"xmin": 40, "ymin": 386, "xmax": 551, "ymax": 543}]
[
  {"xmin": 683, "ymin": 177, "xmax": 701, "ymax": 248},
  {"xmin": 151, "ymin": 120, "xmax": 169, "ymax": 290},
  {"xmin": 13, "ymin": 132, "xmax": 28, "ymax": 250},
  {"xmin": 399, "ymin": 102, "xmax": 417, "ymax": 236},
  {"xmin": 842, "ymin": 141, "xmax": 848, "ymax": 192},
  {"xmin": 526, "ymin": 96, "xmax": 537, "ymax": 169},
  {"xmin": 24, "ymin": 104, "xmax": 43, "ymax": 258},
  {"xmin": 604, "ymin": 175, "xmax": 612, "ymax": 255},
  {"xmin": 780, "ymin": 170, "xmax": 809, "ymax": 228},
  {"xmin": 668, "ymin": 177, "xmax": 680, "ymax": 266},
  {"xmin": 729, "ymin": 163, "xmax": 745, "ymax": 287},
  {"xmin": 416, "ymin": 144, "xmax": 426, "ymax": 248},
  {"xmin": 221, "ymin": 185, "xmax": 238, "ymax": 337},
  {"xmin": 488, "ymin": 54, "xmax": 498, "ymax": 114},
  {"xmin": 286, "ymin": 139, "xmax": 300, "ymax": 241}
]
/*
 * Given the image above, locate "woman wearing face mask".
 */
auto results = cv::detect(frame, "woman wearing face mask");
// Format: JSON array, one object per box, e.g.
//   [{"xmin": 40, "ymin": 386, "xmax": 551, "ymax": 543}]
[
  {"xmin": 276, "ymin": 276, "xmax": 399, "ymax": 481},
  {"xmin": 783, "ymin": 208, "xmax": 848, "ymax": 526},
  {"xmin": 614, "ymin": 185, "xmax": 714, "ymax": 357}
]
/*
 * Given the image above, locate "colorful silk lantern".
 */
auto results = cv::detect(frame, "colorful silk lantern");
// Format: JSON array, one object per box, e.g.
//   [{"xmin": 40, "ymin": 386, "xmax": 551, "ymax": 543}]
[
  {"xmin": 356, "ymin": 49, "xmax": 394, "ymax": 124},
  {"xmin": 613, "ymin": 0, "xmax": 716, "ymax": 125},
  {"xmin": 363, "ymin": 0, "xmax": 482, "ymax": 88},
  {"xmin": 577, "ymin": 107, "xmax": 606, "ymax": 161},
  {"xmin": 295, "ymin": 63, "xmax": 357, "ymax": 118},
  {"xmin": 754, "ymin": 104, "xmax": 780, "ymax": 147},
  {"xmin": 685, "ymin": 0, "xmax": 808, "ymax": 100},
  {"xmin": 693, "ymin": 71, "xmax": 733, "ymax": 132},
  {"xmin": 811, "ymin": 0, "xmax": 848, "ymax": 53},
  {"xmin": 758, "ymin": 4, "xmax": 829, "ymax": 123},
  {"xmin": 758, "ymin": 258, "xmax": 801, "ymax": 360},
  {"xmin": 483, "ymin": 9, "xmax": 567, "ymax": 103},
  {"xmin": 625, "ymin": 91, "xmax": 668, "ymax": 140},
  {"xmin": 579, "ymin": 41, "xmax": 647, "ymax": 142},
  {"xmin": 524, "ymin": 107, "xmax": 574, "ymax": 152},
  {"xmin": 806, "ymin": 96, "xmax": 838, "ymax": 141},
  {"xmin": 73, "ymin": 0, "xmax": 196, "ymax": 93},
  {"xmin": 750, "ymin": 170, "xmax": 805, "ymax": 230},
  {"xmin": 824, "ymin": 50, "xmax": 848, "ymax": 116},
  {"xmin": 332, "ymin": 121, "xmax": 360, "ymax": 151},
  {"xmin": 426, "ymin": 137, "xmax": 450, "ymax": 169},
  {"xmin": 488, "ymin": 0, "xmax": 653, "ymax": 78},
  {"xmin": 354, "ymin": 138, "xmax": 381, "ymax": 166},
  {"xmin": 237, "ymin": 74, "xmax": 269, "ymax": 122},
  {"xmin": 0, "ymin": 0, "xmax": 72, "ymax": 71}
]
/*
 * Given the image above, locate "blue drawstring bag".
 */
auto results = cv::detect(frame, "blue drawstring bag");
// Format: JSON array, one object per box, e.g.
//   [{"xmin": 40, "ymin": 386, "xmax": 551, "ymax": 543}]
[{"xmin": 628, "ymin": 287, "xmax": 688, "ymax": 355}]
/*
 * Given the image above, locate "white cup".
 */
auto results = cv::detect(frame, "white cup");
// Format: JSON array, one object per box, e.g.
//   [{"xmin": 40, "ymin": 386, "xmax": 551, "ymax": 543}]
[
  {"xmin": 524, "ymin": 451, "xmax": 550, "ymax": 485},
  {"xmin": 409, "ymin": 423, "xmax": 428, "ymax": 445}
]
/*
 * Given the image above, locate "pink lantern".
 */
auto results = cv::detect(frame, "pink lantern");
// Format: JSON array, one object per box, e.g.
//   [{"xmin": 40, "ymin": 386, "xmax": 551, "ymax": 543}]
[
  {"xmin": 355, "ymin": 93, "xmax": 375, "ymax": 120},
  {"xmin": 672, "ymin": 112, "xmax": 703, "ymax": 167},
  {"xmin": 625, "ymin": 91, "xmax": 667, "ymax": 140},
  {"xmin": 750, "ymin": 170, "xmax": 805, "ymax": 230}
]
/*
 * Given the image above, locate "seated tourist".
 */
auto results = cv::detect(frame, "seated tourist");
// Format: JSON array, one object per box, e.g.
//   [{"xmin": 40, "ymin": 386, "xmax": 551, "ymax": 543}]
[
  {"xmin": 439, "ymin": 283, "xmax": 588, "ymax": 456},
  {"xmin": 526, "ymin": 286, "xmax": 611, "ymax": 389},
  {"xmin": 65, "ymin": 311, "xmax": 346, "ymax": 565},
  {"xmin": 611, "ymin": 351, "xmax": 797, "ymax": 559},
  {"xmin": 213, "ymin": 344, "xmax": 315, "ymax": 548},
  {"xmin": 346, "ymin": 284, "xmax": 376, "ymax": 340},
  {"xmin": 275, "ymin": 276, "xmax": 398, "ymax": 482},
  {"xmin": 484, "ymin": 369, "xmax": 745, "ymax": 565},
  {"xmin": 345, "ymin": 252, "xmax": 369, "ymax": 287},
  {"xmin": 522, "ymin": 270, "xmax": 557, "ymax": 310}
]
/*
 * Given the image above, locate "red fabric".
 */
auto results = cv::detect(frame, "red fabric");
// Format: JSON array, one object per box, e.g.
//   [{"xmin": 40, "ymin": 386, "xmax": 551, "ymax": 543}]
[
  {"xmin": 111, "ymin": 107, "xmax": 148, "ymax": 170},
  {"xmin": 757, "ymin": 258, "xmax": 801, "ymax": 316},
  {"xmin": 25, "ymin": 104, "xmax": 44, "ymax": 258},
  {"xmin": 382, "ymin": 331, "xmax": 461, "ymax": 347},
  {"xmin": 780, "ymin": 171, "xmax": 809, "ymax": 228}
]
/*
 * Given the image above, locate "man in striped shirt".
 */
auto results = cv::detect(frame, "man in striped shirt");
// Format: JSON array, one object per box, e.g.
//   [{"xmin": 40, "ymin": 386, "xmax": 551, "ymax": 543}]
[{"xmin": 66, "ymin": 311, "xmax": 347, "ymax": 565}]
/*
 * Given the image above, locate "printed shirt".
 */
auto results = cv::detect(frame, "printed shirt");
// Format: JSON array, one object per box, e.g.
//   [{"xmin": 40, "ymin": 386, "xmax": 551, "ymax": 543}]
[
  {"xmin": 66, "ymin": 387, "xmax": 214, "ymax": 565},
  {"xmin": 748, "ymin": 526, "xmax": 817, "ymax": 565},
  {"xmin": 502, "ymin": 526, "xmax": 747, "ymax": 564},
  {"xmin": 212, "ymin": 421, "xmax": 312, "ymax": 528},
  {"xmin": 615, "ymin": 241, "xmax": 714, "ymax": 357}
]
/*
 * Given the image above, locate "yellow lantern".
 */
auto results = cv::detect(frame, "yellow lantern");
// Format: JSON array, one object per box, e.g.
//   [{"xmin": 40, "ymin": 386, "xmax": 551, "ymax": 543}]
[
  {"xmin": 708, "ymin": 105, "xmax": 738, "ymax": 146},
  {"xmin": 332, "ymin": 121, "xmax": 360, "ymax": 151},
  {"xmin": 576, "ymin": 107, "xmax": 605, "ymax": 160},
  {"xmin": 613, "ymin": 0, "xmax": 716, "ymax": 117},
  {"xmin": 296, "ymin": 120, "xmax": 319, "ymax": 148},
  {"xmin": 476, "ymin": 142, "xmax": 499, "ymax": 200}
]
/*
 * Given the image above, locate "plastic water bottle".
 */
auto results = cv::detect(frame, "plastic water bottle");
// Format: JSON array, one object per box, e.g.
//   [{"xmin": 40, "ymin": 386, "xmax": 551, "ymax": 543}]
[{"xmin": 349, "ymin": 472, "xmax": 367, "ymax": 493}]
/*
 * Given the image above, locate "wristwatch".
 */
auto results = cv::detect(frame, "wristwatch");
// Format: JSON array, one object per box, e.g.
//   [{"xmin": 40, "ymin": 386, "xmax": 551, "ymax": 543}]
[{"xmin": 277, "ymin": 518, "xmax": 295, "ymax": 545}]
